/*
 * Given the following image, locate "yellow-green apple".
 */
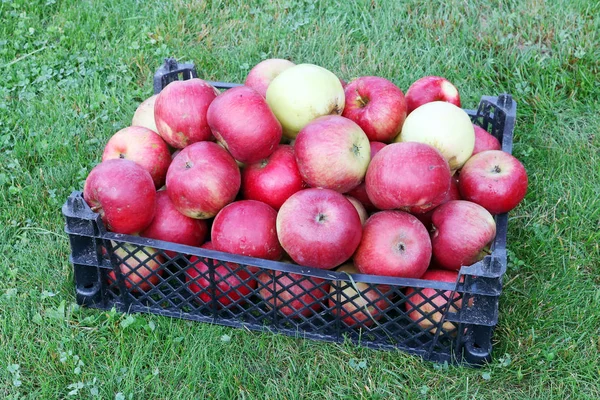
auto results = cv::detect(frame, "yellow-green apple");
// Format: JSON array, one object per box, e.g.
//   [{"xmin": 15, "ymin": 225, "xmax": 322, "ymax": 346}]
[
  {"xmin": 211, "ymin": 200, "xmax": 283, "ymax": 262},
  {"xmin": 354, "ymin": 211, "xmax": 431, "ymax": 278},
  {"xmin": 83, "ymin": 159, "xmax": 156, "ymax": 234},
  {"xmin": 430, "ymin": 200, "xmax": 496, "ymax": 270},
  {"xmin": 107, "ymin": 243, "xmax": 164, "ymax": 292},
  {"xmin": 101, "ymin": 126, "xmax": 171, "ymax": 189},
  {"xmin": 258, "ymin": 271, "xmax": 329, "ymax": 318},
  {"xmin": 140, "ymin": 191, "xmax": 208, "ymax": 258},
  {"xmin": 329, "ymin": 263, "xmax": 391, "ymax": 328},
  {"xmin": 244, "ymin": 58, "xmax": 295, "ymax": 98},
  {"xmin": 397, "ymin": 101, "xmax": 474, "ymax": 172},
  {"xmin": 405, "ymin": 76, "xmax": 461, "ymax": 114},
  {"xmin": 276, "ymin": 188, "xmax": 362, "ymax": 269},
  {"xmin": 154, "ymin": 78, "xmax": 217, "ymax": 148},
  {"xmin": 342, "ymin": 76, "xmax": 407, "ymax": 143},
  {"xmin": 365, "ymin": 142, "xmax": 451, "ymax": 213},
  {"xmin": 166, "ymin": 141, "xmax": 240, "ymax": 219},
  {"xmin": 472, "ymin": 124, "xmax": 501, "ymax": 155},
  {"xmin": 345, "ymin": 196, "xmax": 368, "ymax": 226},
  {"xmin": 458, "ymin": 150, "xmax": 528, "ymax": 214},
  {"xmin": 207, "ymin": 86, "xmax": 282, "ymax": 164},
  {"xmin": 266, "ymin": 63, "xmax": 345, "ymax": 139},
  {"xmin": 241, "ymin": 145, "xmax": 305, "ymax": 210},
  {"xmin": 294, "ymin": 115, "xmax": 370, "ymax": 193},
  {"xmin": 132, "ymin": 94, "xmax": 159, "ymax": 134},
  {"xmin": 187, "ymin": 242, "xmax": 256, "ymax": 307},
  {"xmin": 405, "ymin": 269, "xmax": 462, "ymax": 334},
  {"xmin": 346, "ymin": 141, "xmax": 386, "ymax": 211}
]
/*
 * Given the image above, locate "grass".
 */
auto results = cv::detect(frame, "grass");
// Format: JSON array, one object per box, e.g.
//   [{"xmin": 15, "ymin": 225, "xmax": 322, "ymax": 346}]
[{"xmin": 1, "ymin": 0, "xmax": 599, "ymax": 398}]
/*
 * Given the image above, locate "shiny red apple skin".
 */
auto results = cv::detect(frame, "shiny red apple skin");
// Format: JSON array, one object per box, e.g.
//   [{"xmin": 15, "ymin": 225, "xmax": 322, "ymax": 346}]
[
  {"xmin": 241, "ymin": 145, "xmax": 305, "ymax": 210},
  {"xmin": 354, "ymin": 211, "xmax": 431, "ymax": 278},
  {"xmin": 342, "ymin": 76, "xmax": 407, "ymax": 143},
  {"xmin": 140, "ymin": 191, "xmax": 208, "ymax": 257},
  {"xmin": 83, "ymin": 159, "xmax": 156, "ymax": 234},
  {"xmin": 154, "ymin": 78, "xmax": 217, "ymax": 148},
  {"xmin": 166, "ymin": 141, "xmax": 241, "ymax": 219},
  {"xmin": 207, "ymin": 85, "xmax": 282, "ymax": 164},
  {"xmin": 472, "ymin": 124, "xmax": 501, "ymax": 156},
  {"xmin": 107, "ymin": 244, "xmax": 164, "ymax": 293},
  {"xmin": 276, "ymin": 188, "xmax": 363, "ymax": 269},
  {"xmin": 430, "ymin": 200, "xmax": 496, "ymax": 270},
  {"xmin": 414, "ymin": 175, "xmax": 461, "ymax": 229},
  {"xmin": 244, "ymin": 58, "xmax": 295, "ymax": 98},
  {"xmin": 346, "ymin": 141, "xmax": 386, "ymax": 211},
  {"xmin": 405, "ymin": 76, "xmax": 461, "ymax": 114},
  {"xmin": 365, "ymin": 142, "xmax": 451, "ymax": 213},
  {"xmin": 101, "ymin": 126, "xmax": 171, "ymax": 189},
  {"xmin": 458, "ymin": 150, "xmax": 528, "ymax": 214}
]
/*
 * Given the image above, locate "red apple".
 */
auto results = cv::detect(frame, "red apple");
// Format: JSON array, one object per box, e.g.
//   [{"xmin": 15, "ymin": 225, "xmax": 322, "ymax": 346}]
[
  {"xmin": 414, "ymin": 175, "xmax": 461, "ymax": 229},
  {"xmin": 342, "ymin": 76, "xmax": 407, "ymax": 143},
  {"xmin": 140, "ymin": 191, "xmax": 208, "ymax": 257},
  {"xmin": 405, "ymin": 269, "xmax": 462, "ymax": 334},
  {"xmin": 107, "ymin": 243, "xmax": 164, "ymax": 292},
  {"xmin": 472, "ymin": 124, "xmax": 501, "ymax": 156},
  {"xmin": 132, "ymin": 94, "xmax": 159, "ymax": 134},
  {"xmin": 345, "ymin": 196, "xmax": 368, "ymax": 226},
  {"xmin": 277, "ymin": 188, "xmax": 362, "ymax": 269},
  {"xmin": 329, "ymin": 263, "xmax": 391, "ymax": 328},
  {"xmin": 295, "ymin": 115, "xmax": 370, "ymax": 193},
  {"xmin": 187, "ymin": 242, "xmax": 256, "ymax": 307},
  {"xmin": 101, "ymin": 126, "xmax": 171, "ymax": 189},
  {"xmin": 166, "ymin": 142, "xmax": 241, "ymax": 219},
  {"xmin": 258, "ymin": 271, "xmax": 329, "ymax": 318},
  {"xmin": 354, "ymin": 211, "xmax": 431, "ymax": 278},
  {"xmin": 405, "ymin": 76, "xmax": 461, "ymax": 114},
  {"xmin": 154, "ymin": 78, "xmax": 217, "ymax": 148},
  {"xmin": 458, "ymin": 150, "xmax": 528, "ymax": 214},
  {"xmin": 365, "ymin": 142, "xmax": 451, "ymax": 213},
  {"xmin": 83, "ymin": 159, "xmax": 156, "ymax": 234},
  {"xmin": 431, "ymin": 200, "xmax": 496, "ymax": 270},
  {"xmin": 346, "ymin": 141, "xmax": 386, "ymax": 211},
  {"xmin": 245, "ymin": 58, "xmax": 295, "ymax": 98},
  {"xmin": 241, "ymin": 145, "xmax": 305, "ymax": 210},
  {"xmin": 212, "ymin": 200, "xmax": 282, "ymax": 261},
  {"xmin": 207, "ymin": 86, "xmax": 282, "ymax": 164}
]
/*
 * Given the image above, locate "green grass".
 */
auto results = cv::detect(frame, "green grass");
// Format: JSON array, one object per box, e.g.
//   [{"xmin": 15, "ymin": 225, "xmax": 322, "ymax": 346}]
[{"xmin": 1, "ymin": 0, "xmax": 599, "ymax": 398}]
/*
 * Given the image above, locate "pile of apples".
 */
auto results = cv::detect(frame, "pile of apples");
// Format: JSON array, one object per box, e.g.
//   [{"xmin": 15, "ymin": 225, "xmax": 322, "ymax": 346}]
[{"xmin": 83, "ymin": 58, "xmax": 528, "ymax": 330}]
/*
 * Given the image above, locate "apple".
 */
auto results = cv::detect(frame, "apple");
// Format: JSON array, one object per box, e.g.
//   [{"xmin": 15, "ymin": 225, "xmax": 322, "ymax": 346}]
[
  {"xmin": 258, "ymin": 271, "xmax": 330, "ymax": 318},
  {"xmin": 405, "ymin": 76, "xmax": 461, "ymax": 114},
  {"xmin": 207, "ymin": 86, "xmax": 282, "ymax": 164},
  {"xmin": 472, "ymin": 124, "xmax": 501, "ymax": 155},
  {"xmin": 458, "ymin": 150, "xmax": 528, "ymax": 214},
  {"xmin": 365, "ymin": 142, "xmax": 451, "ymax": 213},
  {"xmin": 132, "ymin": 94, "xmax": 159, "ymax": 134},
  {"xmin": 345, "ymin": 196, "xmax": 368, "ymax": 226},
  {"xmin": 83, "ymin": 159, "xmax": 156, "ymax": 234},
  {"xmin": 244, "ymin": 58, "xmax": 295, "ymax": 98},
  {"xmin": 396, "ymin": 101, "xmax": 475, "ymax": 172},
  {"xmin": 166, "ymin": 141, "xmax": 240, "ymax": 219},
  {"xmin": 101, "ymin": 126, "xmax": 171, "ymax": 189},
  {"xmin": 354, "ymin": 211, "xmax": 431, "ymax": 278},
  {"xmin": 212, "ymin": 200, "xmax": 283, "ymax": 261},
  {"xmin": 107, "ymin": 243, "xmax": 164, "ymax": 292},
  {"xmin": 295, "ymin": 115, "xmax": 370, "ymax": 193},
  {"xmin": 342, "ymin": 76, "xmax": 407, "ymax": 143},
  {"xmin": 329, "ymin": 263, "xmax": 391, "ymax": 328},
  {"xmin": 346, "ymin": 141, "xmax": 386, "ymax": 211},
  {"xmin": 187, "ymin": 242, "xmax": 256, "ymax": 308},
  {"xmin": 140, "ymin": 191, "xmax": 208, "ymax": 258},
  {"xmin": 430, "ymin": 200, "xmax": 496, "ymax": 270},
  {"xmin": 154, "ymin": 78, "xmax": 217, "ymax": 148},
  {"xmin": 241, "ymin": 145, "xmax": 305, "ymax": 210},
  {"xmin": 414, "ymin": 175, "xmax": 461, "ymax": 229},
  {"xmin": 266, "ymin": 63, "xmax": 345, "ymax": 139},
  {"xmin": 405, "ymin": 269, "xmax": 462, "ymax": 334},
  {"xmin": 277, "ymin": 188, "xmax": 362, "ymax": 269}
]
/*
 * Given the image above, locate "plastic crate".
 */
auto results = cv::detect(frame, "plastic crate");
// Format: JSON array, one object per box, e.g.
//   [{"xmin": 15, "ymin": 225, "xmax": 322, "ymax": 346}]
[{"xmin": 63, "ymin": 58, "xmax": 516, "ymax": 366}]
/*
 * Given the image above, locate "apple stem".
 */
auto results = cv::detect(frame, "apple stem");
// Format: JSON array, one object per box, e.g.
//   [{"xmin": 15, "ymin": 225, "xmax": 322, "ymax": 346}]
[{"xmin": 493, "ymin": 165, "xmax": 501, "ymax": 173}]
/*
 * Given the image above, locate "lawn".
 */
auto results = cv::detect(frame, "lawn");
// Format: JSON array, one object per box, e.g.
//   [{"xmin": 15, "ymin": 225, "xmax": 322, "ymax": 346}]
[{"xmin": 1, "ymin": 0, "xmax": 599, "ymax": 398}]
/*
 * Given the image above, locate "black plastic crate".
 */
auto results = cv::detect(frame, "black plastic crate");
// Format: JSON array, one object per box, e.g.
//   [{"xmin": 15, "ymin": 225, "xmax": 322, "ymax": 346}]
[{"xmin": 63, "ymin": 59, "xmax": 517, "ymax": 366}]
